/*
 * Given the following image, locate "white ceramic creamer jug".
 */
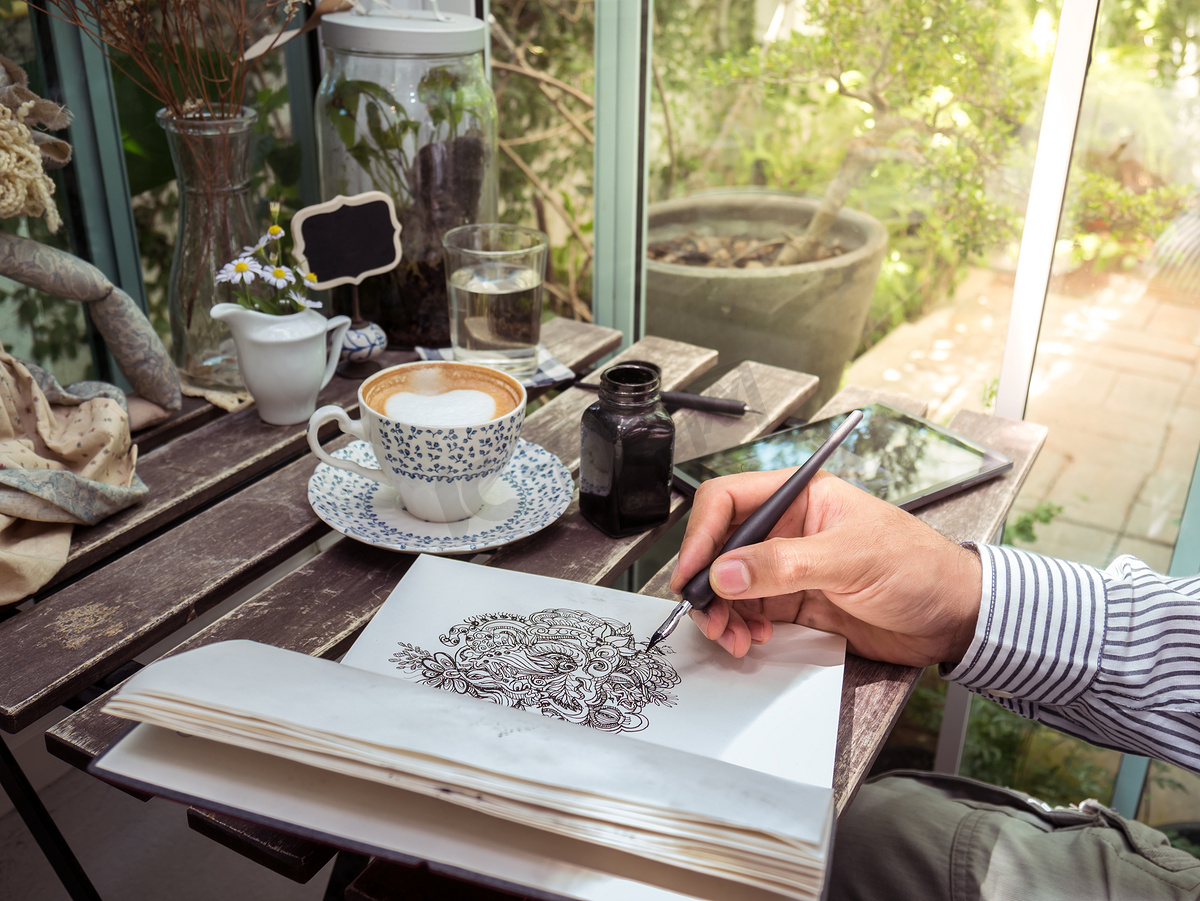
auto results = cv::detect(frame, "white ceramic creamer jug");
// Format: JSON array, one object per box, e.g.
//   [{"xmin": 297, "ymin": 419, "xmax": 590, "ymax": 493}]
[{"xmin": 211, "ymin": 303, "xmax": 351, "ymax": 425}]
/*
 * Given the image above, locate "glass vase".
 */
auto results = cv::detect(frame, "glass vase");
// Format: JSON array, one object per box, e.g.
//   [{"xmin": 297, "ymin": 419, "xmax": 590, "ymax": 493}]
[{"xmin": 158, "ymin": 106, "xmax": 258, "ymax": 388}]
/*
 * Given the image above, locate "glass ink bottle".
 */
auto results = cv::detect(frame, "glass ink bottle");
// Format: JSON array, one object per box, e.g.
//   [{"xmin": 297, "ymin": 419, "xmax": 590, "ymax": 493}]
[{"xmin": 579, "ymin": 361, "xmax": 676, "ymax": 538}]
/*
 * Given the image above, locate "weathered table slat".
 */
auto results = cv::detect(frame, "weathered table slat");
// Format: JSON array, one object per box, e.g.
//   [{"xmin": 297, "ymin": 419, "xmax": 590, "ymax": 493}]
[
  {"xmin": 53, "ymin": 319, "xmax": 620, "ymax": 591},
  {"xmin": 2, "ymin": 458, "xmax": 332, "ymax": 733},
  {"xmin": 54, "ymin": 369, "xmax": 373, "ymax": 591},
  {"xmin": 185, "ymin": 807, "xmax": 338, "ymax": 885},
  {"xmin": 536, "ymin": 317, "xmax": 622, "ymax": 375},
  {"xmin": 131, "ymin": 396, "xmax": 221, "ymax": 455}
]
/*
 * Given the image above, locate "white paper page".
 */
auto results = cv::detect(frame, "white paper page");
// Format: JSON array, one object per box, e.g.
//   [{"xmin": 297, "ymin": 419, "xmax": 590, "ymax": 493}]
[
  {"xmin": 341, "ymin": 555, "xmax": 846, "ymax": 788},
  {"xmin": 93, "ymin": 724, "xmax": 816, "ymax": 901},
  {"xmin": 107, "ymin": 641, "xmax": 832, "ymax": 853}
]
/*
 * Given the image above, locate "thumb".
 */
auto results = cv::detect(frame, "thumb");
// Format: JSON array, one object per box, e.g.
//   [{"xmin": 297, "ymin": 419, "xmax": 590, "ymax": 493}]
[{"xmin": 709, "ymin": 534, "xmax": 826, "ymax": 599}]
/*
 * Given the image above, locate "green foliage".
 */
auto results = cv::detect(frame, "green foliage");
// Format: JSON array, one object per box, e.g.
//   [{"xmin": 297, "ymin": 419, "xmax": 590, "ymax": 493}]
[
  {"xmin": 961, "ymin": 694, "xmax": 1114, "ymax": 808},
  {"xmin": 1161, "ymin": 828, "xmax": 1200, "ymax": 859},
  {"xmin": 250, "ymin": 82, "xmax": 302, "ymax": 213},
  {"xmin": 1062, "ymin": 170, "xmax": 1193, "ymax": 272},
  {"xmin": 7, "ymin": 271, "xmax": 93, "ymax": 380},
  {"xmin": 1004, "ymin": 501, "xmax": 1064, "ymax": 545},
  {"xmin": 650, "ymin": 0, "xmax": 1045, "ymax": 357},
  {"xmin": 322, "ymin": 65, "xmax": 490, "ymax": 217},
  {"xmin": 980, "ymin": 378, "xmax": 999, "ymax": 412},
  {"xmin": 488, "ymin": 2, "xmax": 600, "ymax": 316},
  {"xmin": 902, "ymin": 673, "xmax": 946, "ymax": 736},
  {"xmin": 325, "ymin": 78, "xmax": 421, "ymax": 201}
]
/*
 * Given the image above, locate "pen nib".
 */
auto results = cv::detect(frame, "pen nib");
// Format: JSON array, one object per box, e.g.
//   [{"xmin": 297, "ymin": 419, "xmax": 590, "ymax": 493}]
[{"xmin": 646, "ymin": 600, "xmax": 691, "ymax": 652}]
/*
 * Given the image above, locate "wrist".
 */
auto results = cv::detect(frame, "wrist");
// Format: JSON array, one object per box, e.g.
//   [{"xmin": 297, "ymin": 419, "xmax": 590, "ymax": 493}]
[{"xmin": 943, "ymin": 541, "xmax": 983, "ymax": 667}]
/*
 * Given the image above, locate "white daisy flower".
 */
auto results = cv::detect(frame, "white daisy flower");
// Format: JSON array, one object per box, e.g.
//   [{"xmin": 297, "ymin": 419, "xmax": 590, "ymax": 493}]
[
  {"xmin": 261, "ymin": 265, "xmax": 296, "ymax": 289},
  {"xmin": 215, "ymin": 257, "xmax": 261, "ymax": 285},
  {"xmin": 289, "ymin": 290, "xmax": 322, "ymax": 310},
  {"xmin": 267, "ymin": 224, "xmax": 285, "ymax": 242},
  {"xmin": 241, "ymin": 235, "xmax": 268, "ymax": 255}
]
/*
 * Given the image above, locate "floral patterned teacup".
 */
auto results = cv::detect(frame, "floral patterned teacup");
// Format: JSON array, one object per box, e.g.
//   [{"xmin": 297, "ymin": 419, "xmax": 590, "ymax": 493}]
[{"xmin": 307, "ymin": 361, "xmax": 526, "ymax": 522}]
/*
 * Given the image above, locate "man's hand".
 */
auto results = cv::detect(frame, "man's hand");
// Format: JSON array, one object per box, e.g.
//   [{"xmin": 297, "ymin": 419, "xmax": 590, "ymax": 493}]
[{"xmin": 668, "ymin": 470, "xmax": 982, "ymax": 665}]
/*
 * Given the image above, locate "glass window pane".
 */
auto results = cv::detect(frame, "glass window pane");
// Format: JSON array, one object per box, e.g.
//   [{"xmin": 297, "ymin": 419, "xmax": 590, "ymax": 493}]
[
  {"xmin": 976, "ymin": 1, "xmax": 1200, "ymax": 833},
  {"xmin": 647, "ymin": 0, "xmax": 1051, "ymax": 420},
  {"xmin": 0, "ymin": 14, "xmax": 93, "ymax": 385},
  {"xmin": 491, "ymin": 2, "xmax": 596, "ymax": 322},
  {"xmin": 1013, "ymin": 7, "xmax": 1200, "ymax": 575}
]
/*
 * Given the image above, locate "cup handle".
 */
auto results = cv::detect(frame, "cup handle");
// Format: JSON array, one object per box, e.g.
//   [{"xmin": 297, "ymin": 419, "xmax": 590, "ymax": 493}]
[
  {"xmin": 307, "ymin": 404, "xmax": 387, "ymax": 484},
  {"xmin": 321, "ymin": 316, "xmax": 352, "ymax": 390}
]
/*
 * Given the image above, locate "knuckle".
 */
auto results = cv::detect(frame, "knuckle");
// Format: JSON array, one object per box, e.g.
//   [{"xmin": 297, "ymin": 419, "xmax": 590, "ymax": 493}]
[{"xmin": 758, "ymin": 537, "xmax": 809, "ymax": 587}]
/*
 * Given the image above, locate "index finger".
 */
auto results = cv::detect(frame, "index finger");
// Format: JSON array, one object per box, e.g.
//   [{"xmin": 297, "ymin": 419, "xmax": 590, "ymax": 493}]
[{"xmin": 671, "ymin": 468, "xmax": 802, "ymax": 593}]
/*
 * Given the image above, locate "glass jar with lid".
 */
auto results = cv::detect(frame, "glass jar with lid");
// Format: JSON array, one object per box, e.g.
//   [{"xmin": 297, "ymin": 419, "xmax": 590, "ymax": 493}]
[{"xmin": 316, "ymin": 9, "xmax": 498, "ymax": 348}]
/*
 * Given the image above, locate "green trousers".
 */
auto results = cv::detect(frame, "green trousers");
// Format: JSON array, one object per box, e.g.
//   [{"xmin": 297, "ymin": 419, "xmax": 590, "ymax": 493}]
[{"xmin": 827, "ymin": 771, "xmax": 1200, "ymax": 901}]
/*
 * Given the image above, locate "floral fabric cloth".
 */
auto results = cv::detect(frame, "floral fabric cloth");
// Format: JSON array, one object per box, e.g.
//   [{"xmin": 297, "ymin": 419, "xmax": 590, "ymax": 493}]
[{"xmin": 0, "ymin": 341, "xmax": 147, "ymax": 604}]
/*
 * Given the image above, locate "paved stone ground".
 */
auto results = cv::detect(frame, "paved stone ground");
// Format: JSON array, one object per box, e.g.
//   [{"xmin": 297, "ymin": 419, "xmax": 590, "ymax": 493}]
[{"xmin": 845, "ymin": 265, "xmax": 1200, "ymax": 572}]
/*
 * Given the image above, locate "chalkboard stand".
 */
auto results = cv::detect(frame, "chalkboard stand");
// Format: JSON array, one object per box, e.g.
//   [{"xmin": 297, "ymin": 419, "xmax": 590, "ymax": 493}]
[
  {"xmin": 291, "ymin": 191, "xmax": 402, "ymax": 381},
  {"xmin": 339, "ymin": 286, "xmax": 381, "ymax": 379}
]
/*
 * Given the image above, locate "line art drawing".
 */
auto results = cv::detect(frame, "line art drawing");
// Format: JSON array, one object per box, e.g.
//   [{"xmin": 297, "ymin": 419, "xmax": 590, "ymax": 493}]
[{"xmin": 389, "ymin": 608, "xmax": 681, "ymax": 732}]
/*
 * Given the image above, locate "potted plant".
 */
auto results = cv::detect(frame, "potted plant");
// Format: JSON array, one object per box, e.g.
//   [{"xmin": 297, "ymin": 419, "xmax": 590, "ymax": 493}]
[{"xmin": 648, "ymin": 0, "xmax": 1033, "ymax": 414}]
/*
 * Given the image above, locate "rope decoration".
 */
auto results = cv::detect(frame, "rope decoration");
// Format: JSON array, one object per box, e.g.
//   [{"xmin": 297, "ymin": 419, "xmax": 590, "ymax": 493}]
[{"xmin": 0, "ymin": 55, "xmax": 72, "ymax": 232}]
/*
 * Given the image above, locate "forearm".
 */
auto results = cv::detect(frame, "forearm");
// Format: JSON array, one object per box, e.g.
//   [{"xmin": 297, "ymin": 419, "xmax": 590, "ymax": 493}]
[{"xmin": 942, "ymin": 544, "xmax": 1200, "ymax": 774}]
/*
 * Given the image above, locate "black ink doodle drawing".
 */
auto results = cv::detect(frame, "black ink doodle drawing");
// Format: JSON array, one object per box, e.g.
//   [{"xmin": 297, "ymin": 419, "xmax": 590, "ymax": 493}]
[{"xmin": 389, "ymin": 608, "xmax": 681, "ymax": 733}]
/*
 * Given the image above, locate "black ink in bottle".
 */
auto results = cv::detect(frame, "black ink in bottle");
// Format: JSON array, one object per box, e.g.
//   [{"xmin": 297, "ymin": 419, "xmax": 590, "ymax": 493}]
[{"xmin": 579, "ymin": 361, "xmax": 676, "ymax": 537}]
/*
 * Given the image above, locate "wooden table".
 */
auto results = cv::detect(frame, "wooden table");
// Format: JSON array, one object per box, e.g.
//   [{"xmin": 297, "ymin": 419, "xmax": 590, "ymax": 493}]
[{"xmin": 0, "ymin": 318, "xmax": 1046, "ymax": 901}]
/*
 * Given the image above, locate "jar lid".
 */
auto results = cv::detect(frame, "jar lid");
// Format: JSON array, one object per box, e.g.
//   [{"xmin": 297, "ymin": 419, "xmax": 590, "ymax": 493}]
[{"xmin": 321, "ymin": 10, "xmax": 486, "ymax": 55}]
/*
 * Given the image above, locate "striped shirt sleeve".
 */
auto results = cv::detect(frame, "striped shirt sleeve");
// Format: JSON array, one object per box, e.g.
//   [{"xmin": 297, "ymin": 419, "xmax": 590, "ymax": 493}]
[{"xmin": 941, "ymin": 543, "xmax": 1200, "ymax": 775}]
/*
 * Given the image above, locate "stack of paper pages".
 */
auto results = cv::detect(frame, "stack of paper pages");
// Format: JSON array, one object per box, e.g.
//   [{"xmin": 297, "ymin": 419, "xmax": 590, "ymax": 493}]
[{"xmin": 95, "ymin": 555, "xmax": 847, "ymax": 901}]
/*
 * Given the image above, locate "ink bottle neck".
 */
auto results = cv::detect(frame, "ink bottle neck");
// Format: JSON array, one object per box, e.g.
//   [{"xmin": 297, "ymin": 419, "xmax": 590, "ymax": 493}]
[{"xmin": 597, "ymin": 362, "xmax": 662, "ymax": 412}]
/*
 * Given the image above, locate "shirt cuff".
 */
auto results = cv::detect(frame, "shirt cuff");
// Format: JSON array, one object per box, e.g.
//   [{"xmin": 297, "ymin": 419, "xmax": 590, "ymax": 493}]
[{"xmin": 940, "ymin": 543, "xmax": 1106, "ymax": 707}]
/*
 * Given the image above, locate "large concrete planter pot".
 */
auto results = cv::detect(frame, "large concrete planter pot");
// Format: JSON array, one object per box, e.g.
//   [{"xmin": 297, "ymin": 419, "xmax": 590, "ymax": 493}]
[{"xmin": 646, "ymin": 193, "xmax": 888, "ymax": 417}]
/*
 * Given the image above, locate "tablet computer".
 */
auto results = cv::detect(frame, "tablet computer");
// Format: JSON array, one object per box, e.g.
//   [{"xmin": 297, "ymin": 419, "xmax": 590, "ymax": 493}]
[{"xmin": 673, "ymin": 402, "xmax": 1013, "ymax": 512}]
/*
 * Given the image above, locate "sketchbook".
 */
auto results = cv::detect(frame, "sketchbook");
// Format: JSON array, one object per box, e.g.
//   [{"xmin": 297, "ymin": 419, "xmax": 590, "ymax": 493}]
[{"xmin": 93, "ymin": 555, "xmax": 847, "ymax": 901}]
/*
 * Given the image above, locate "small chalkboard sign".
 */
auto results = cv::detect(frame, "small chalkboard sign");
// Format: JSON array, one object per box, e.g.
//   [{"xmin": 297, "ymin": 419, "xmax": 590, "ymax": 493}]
[{"xmin": 290, "ymin": 191, "xmax": 403, "ymax": 289}]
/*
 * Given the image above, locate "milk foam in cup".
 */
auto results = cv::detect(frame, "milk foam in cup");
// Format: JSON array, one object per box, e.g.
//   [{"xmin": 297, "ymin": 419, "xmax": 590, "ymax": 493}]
[{"xmin": 307, "ymin": 361, "xmax": 526, "ymax": 522}]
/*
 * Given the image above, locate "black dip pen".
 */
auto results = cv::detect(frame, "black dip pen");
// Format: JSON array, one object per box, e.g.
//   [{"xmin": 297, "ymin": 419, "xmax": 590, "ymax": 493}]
[
  {"xmin": 575, "ymin": 381, "xmax": 759, "ymax": 417},
  {"xmin": 647, "ymin": 408, "xmax": 865, "ymax": 650}
]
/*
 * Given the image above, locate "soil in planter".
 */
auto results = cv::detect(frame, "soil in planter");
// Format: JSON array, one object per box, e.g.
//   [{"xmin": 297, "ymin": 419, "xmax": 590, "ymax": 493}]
[
  {"xmin": 333, "ymin": 135, "xmax": 489, "ymax": 349},
  {"xmin": 333, "ymin": 260, "xmax": 452, "ymax": 350},
  {"xmin": 647, "ymin": 231, "xmax": 849, "ymax": 268}
]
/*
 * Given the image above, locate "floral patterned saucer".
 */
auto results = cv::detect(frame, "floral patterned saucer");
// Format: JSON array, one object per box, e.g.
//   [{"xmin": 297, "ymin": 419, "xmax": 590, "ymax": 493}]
[{"xmin": 307, "ymin": 439, "xmax": 574, "ymax": 554}]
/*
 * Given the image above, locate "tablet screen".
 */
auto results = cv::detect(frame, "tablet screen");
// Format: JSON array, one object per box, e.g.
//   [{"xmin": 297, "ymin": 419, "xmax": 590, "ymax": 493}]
[{"xmin": 674, "ymin": 403, "xmax": 1013, "ymax": 511}]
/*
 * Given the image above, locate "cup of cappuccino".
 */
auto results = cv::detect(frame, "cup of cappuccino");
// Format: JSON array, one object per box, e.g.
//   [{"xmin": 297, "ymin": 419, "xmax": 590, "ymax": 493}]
[{"xmin": 307, "ymin": 361, "xmax": 527, "ymax": 522}]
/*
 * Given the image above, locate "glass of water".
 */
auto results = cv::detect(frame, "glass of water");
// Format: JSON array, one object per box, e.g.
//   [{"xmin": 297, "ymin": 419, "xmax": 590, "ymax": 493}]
[{"xmin": 442, "ymin": 223, "xmax": 549, "ymax": 380}]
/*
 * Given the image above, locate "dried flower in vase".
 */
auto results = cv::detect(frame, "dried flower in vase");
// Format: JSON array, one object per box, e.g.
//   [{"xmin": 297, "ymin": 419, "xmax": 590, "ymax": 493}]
[
  {"xmin": 32, "ymin": 0, "xmax": 301, "ymax": 119},
  {"xmin": 216, "ymin": 203, "xmax": 323, "ymax": 316}
]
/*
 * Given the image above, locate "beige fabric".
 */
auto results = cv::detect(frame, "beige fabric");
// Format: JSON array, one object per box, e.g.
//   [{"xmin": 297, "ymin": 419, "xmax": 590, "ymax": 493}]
[
  {"xmin": 0, "ymin": 342, "xmax": 143, "ymax": 603},
  {"xmin": 178, "ymin": 373, "xmax": 252, "ymax": 412}
]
